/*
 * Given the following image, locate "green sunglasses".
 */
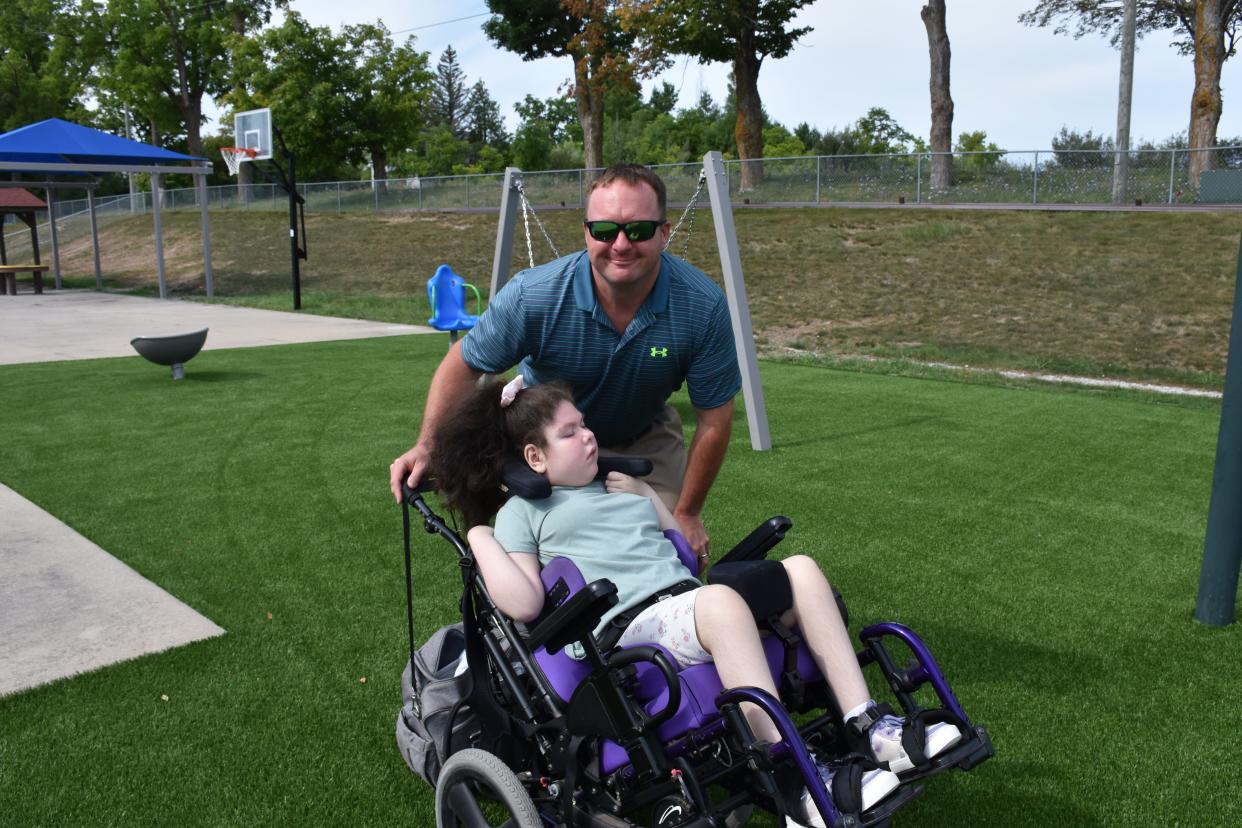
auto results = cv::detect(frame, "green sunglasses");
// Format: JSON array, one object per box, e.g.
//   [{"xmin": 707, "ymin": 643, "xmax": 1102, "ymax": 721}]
[{"xmin": 583, "ymin": 219, "xmax": 665, "ymax": 243}]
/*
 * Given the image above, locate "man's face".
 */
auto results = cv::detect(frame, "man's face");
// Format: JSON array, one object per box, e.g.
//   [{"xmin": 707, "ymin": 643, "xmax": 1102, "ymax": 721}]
[{"xmin": 583, "ymin": 181, "xmax": 670, "ymax": 292}]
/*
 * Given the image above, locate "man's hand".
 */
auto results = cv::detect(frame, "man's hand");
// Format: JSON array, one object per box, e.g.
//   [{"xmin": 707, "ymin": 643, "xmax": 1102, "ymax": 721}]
[
  {"xmin": 389, "ymin": 442, "xmax": 432, "ymax": 502},
  {"xmin": 675, "ymin": 510, "xmax": 710, "ymax": 566}
]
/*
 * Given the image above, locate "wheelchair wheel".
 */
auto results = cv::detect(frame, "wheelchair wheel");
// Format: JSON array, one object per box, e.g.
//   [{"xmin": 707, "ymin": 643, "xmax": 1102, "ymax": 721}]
[{"xmin": 435, "ymin": 748, "xmax": 541, "ymax": 828}]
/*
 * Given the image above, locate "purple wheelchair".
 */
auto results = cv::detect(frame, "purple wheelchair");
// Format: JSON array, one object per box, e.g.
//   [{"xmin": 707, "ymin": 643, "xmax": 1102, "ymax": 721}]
[{"xmin": 398, "ymin": 458, "xmax": 993, "ymax": 828}]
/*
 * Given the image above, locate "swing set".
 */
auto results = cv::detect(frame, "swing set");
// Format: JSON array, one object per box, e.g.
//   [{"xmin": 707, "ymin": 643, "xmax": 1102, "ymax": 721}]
[{"xmin": 488, "ymin": 151, "xmax": 771, "ymax": 452}]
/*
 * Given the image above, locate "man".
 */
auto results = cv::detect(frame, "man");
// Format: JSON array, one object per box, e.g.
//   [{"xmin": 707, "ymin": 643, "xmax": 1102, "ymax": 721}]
[{"xmin": 390, "ymin": 163, "xmax": 740, "ymax": 560}]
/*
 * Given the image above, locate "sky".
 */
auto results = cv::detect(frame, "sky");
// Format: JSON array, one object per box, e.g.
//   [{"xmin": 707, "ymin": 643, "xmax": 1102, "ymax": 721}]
[{"xmin": 223, "ymin": 0, "xmax": 1242, "ymax": 152}]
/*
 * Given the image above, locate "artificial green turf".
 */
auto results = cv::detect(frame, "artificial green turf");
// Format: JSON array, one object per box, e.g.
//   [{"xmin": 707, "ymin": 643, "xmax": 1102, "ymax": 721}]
[{"xmin": 0, "ymin": 336, "xmax": 1236, "ymax": 826}]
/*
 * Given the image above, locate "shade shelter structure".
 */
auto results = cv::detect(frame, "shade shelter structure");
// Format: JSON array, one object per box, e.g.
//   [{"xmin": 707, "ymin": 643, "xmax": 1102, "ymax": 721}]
[
  {"xmin": 0, "ymin": 188, "xmax": 46, "ymax": 267},
  {"xmin": 0, "ymin": 118, "xmax": 215, "ymax": 298}
]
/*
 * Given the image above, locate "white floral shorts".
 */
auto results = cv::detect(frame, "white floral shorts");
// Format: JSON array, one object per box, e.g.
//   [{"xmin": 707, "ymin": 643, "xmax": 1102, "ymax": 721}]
[{"xmin": 614, "ymin": 587, "xmax": 710, "ymax": 667}]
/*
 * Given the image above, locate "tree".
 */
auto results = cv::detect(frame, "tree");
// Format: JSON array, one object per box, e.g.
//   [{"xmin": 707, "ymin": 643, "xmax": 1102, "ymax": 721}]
[
  {"xmin": 510, "ymin": 93, "xmax": 583, "ymax": 170},
  {"xmin": 1050, "ymin": 125, "xmax": 1116, "ymax": 168},
  {"xmin": 99, "ymin": 0, "xmax": 276, "ymax": 158},
  {"xmin": 228, "ymin": 14, "xmax": 353, "ymax": 179},
  {"xmin": 649, "ymin": 81, "xmax": 679, "ymax": 115},
  {"xmin": 429, "ymin": 45, "xmax": 469, "ymax": 138},
  {"xmin": 484, "ymin": 0, "xmax": 646, "ymax": 170},
  {"xmin": 855, "ymin": 107, "xmax": 917, "ymax": 153},
  {"xmin": 463, "ymin": 80, "xmax": 508, "ymax": 153},
  {"xmin": 954, "ymin": 129, "xmax": 1002, "ymax": 177},
  {"xmin": 922, "ymin": 0, "xmax": 955, "ymax": 190},
  {"xmin": 0, "ymin": 0, "xmax": 101, "ymax": 131},
  {"xmin": 229, "ymin": 14, "xmax": 432, "ymax": 182},
  {"xmin": 620, "ymin": 0, "xmax": 816, "ymax": 190},
  {"xmin": 342, "ymin": 22, "xmax": 434, "ymax": 184},
  {"xmin": 513, "ymin": 94, "xmax": 582, "ymax": 144},
  {"xmin": 1020, "ymin": 0, "xmax": 1242, "ymax": 187},
  {"xmin": 762, "ymin": 123, "xmax": 806, "ymax": 157}
]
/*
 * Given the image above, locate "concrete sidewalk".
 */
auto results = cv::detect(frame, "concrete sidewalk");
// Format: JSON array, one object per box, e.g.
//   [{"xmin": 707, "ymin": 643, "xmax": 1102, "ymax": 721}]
[
  {"xmin": 0, "ymin": 483, "xmax": 227, "ymax": 696},
  {"xmin": 0, "ymin": 289, "xmax": 432, "ymax": 365},
  {"xmin": 0, "ymin": 290, "xmax": 435, "ymax": 696}
]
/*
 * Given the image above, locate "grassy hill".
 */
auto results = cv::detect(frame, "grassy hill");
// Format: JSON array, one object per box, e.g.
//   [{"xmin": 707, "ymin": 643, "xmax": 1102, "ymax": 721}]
[{"xmin": 47, "ymin": 204, "xmax": 1242, "ymax": 389}]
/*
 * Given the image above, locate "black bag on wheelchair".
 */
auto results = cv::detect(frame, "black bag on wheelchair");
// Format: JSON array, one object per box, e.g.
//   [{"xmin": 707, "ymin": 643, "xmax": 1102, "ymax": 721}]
[{"xmin": 395, "ymin": 622, "xmax": 482, "ymax": 785}]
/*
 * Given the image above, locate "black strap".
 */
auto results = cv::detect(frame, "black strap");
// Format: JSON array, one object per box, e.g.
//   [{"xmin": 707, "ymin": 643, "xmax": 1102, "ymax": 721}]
[
  {"xmin": 766, "ymin": 617, "xmax": 805, "ymax": 707},
  {"xmin": 401, "ymin": 500, "xmax": 417, "ymax": 673},
  {"xmin": 845, "ymin": 702, "xmax": 895, "ymax": 747}
]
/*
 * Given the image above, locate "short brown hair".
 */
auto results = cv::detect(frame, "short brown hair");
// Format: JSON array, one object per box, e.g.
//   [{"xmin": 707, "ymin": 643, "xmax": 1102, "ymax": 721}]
[{"xmin": 586, "ymin": 163, "xmax": 667, "ymax": 219}]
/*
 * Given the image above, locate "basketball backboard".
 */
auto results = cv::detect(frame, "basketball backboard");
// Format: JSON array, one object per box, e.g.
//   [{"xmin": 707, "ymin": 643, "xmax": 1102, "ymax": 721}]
[{"xmin": 233, "ymin": 108, "xmax": 273, "ymax": 161}]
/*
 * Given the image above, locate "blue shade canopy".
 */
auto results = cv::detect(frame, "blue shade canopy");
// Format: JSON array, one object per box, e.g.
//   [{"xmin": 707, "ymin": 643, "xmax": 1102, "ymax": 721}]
[{"xmin": 0, "ymin": 118, "xmax": 206, "ymax": 166}]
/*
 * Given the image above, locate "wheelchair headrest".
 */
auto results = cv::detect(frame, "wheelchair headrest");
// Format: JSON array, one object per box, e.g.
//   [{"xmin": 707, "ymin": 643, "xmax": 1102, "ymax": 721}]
[{"xmin": 502, "ymin": 455, "xmax": 654, "ymax": 500}]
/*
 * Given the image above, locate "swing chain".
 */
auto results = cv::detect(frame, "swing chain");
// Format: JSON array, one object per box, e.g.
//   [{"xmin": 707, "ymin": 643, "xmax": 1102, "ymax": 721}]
[
  {"xmin": 666, "ymin": 168, "xmax": 707, "ymax": 258},
  {"xmin": 515, "ymin": 178, "xmax": 560, "ymax": 270}
]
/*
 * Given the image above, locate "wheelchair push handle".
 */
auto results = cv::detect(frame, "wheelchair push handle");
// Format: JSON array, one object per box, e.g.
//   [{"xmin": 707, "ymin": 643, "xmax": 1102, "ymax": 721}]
[{"xmin": 400, "ymin": 478, "xmax": 438, "ymax": 505}]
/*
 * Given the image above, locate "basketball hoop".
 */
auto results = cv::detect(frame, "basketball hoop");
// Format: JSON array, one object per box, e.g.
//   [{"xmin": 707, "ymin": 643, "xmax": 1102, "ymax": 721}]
[{"xmin": 220, "ymin": 146, "xmax": 257, "ymax": 176}]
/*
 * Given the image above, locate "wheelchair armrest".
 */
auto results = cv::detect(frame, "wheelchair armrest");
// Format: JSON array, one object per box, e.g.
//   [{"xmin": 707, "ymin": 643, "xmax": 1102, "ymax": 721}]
[
  {"xmin": 528, "ymin": 578, "xmax": 619, "ymax": 654},
  {"xmin": 716, "ymin": 516, "xmax": 792, "ymax": 565}
]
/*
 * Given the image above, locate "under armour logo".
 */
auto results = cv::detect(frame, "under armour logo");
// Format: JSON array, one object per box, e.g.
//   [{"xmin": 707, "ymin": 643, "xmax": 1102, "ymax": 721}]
[{"xmin": 650, "ymin": 346, "xmax": 669, "ymax": 358}]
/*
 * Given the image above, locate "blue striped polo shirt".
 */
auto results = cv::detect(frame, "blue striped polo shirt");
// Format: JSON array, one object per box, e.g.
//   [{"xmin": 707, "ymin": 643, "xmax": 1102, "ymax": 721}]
[{"xmin": 460, "ymin": 250, "xmax": 741, "ymax": 446}]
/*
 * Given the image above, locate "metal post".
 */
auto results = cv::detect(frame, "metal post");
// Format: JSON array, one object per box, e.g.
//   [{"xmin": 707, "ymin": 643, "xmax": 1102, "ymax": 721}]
[
  {"xmin": 702, "ymin": 150, "xmax": 771, "ymax": 451},
  {"xmin": 490, "ymin": 167, "xmax": 522, "ymax": 298},
  {"xmin": 1195, "ymin": 225, "xmax": 1242, "ymax": 626},
  {"xmin": 152, "ymin": 174, "xmax": 168, "ymax": 299},
  {"xmin": 288, "ymin": 154, "xmax": 301, "ymax": 310},
  {"xmin": 815, "ymin": 156, "xmax": 821, "ymax": 205},
  {"xmin": 1032, "ymin": 152, "xmax": 1040, "ymax": 204},
  {"xmin": 916, "ymin": 154, "xmax": 923, "ymax": 204},
  {"xmin": 197, "ymin": 173, "xmax": 214, "ymax": 297},
  {"xmin": 1168, "ymin": 149, "xmax": 1178, "ymax": 204},
  {"xmin": 45, "ymin": 189, "xmax": 62, "ymax": 289},
  {"xmin": 87, "ymin": 188, "xmax": 102, "ymax": 289},
  {"xmin": 466, "ymin": 176, "xmax": 471, "ymax": 209}
]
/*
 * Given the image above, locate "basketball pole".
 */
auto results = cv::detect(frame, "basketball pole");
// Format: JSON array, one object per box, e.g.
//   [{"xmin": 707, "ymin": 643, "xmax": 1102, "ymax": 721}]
[
  {"xmin": 271, "ymin": 126, "xmax": 306, "ymax": 311},
  {"xmin": 1195, "ymin": 223, "xmax": 1242, "ymax": 626}
]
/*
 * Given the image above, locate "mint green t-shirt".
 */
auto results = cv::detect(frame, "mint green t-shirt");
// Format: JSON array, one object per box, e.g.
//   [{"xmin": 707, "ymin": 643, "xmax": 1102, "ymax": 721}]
[{"xmin": 493, "ymin": 481, "xmax": 697, "ymax": 637}]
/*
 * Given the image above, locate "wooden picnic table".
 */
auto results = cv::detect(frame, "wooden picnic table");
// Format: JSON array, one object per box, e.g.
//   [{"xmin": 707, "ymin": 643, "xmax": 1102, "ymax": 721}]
[{"xmin": 0, "ymin": 264, "xmax": 50, "ymax": 295}]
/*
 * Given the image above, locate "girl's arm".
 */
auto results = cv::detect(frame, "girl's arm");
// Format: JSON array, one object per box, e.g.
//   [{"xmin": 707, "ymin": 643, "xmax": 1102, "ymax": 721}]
[
  {"xmin": 466, "ymin": 526, "xmax": 547, "ymax": 622},
  {"xmin": 604, "ymin": 471, "xmax": 682, "ymax": 533}
]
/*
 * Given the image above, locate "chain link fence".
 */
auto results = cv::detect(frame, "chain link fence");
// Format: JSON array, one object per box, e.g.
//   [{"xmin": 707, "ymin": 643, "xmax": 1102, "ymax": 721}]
[{"xmin": 8, "ymin": 146, "xmax": 1240, "ymax": 260}]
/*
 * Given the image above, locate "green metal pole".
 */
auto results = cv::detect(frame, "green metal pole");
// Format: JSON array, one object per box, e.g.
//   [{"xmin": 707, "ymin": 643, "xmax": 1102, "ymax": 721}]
[{"xmin": 1195, "ymin": 224, "xmax": 1242, "ymax": 626}]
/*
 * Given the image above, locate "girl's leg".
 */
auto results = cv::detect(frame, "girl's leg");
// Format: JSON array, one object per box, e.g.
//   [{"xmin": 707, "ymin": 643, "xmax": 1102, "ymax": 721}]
[
  {"xmin": 779, "ymin": 555, "xmax": 871, "ymax": 716},
  {"xmin": 781, "ymin": 556, "xmax": 963, "ymax": 775},
  {"xmin": 693, "ymin": 584, "xmax": 783, "ymax": 743}
]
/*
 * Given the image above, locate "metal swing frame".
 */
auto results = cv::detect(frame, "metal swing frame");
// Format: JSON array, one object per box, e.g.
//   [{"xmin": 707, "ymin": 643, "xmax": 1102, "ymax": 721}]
[{"xmin": 488, "ymin": 151, "xmax": 771, "ymax": 451}]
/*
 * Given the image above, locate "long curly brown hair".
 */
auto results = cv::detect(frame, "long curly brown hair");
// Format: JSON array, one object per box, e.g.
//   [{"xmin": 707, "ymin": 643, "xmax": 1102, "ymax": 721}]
[{"xmin": 429, "ymin": 379, "xmax": 574, "ymax": 528}]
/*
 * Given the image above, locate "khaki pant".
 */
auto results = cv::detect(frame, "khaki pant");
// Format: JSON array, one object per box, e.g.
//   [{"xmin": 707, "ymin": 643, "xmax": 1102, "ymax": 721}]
[{"xmin": 598, "ymin": 404, "xmax": 686, "ymax": 512}]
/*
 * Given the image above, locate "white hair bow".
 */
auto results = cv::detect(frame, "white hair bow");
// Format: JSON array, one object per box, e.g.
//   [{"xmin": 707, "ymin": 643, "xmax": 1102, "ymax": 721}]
[{"xmin": 499, "ymin": 375, "xmax": 526, "ymax": 408}]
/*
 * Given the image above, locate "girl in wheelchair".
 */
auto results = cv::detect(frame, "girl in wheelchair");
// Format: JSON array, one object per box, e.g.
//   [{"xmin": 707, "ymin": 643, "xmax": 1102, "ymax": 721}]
[{"xmin": 429, "ymin": 377, "xmax": 966, "ymax": 827}]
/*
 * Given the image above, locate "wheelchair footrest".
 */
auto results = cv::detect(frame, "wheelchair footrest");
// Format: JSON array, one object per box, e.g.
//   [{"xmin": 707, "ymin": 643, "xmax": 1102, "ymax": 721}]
[{"xmin": 892, "ymin": 722, "xmax": 995, "ymax": 785}]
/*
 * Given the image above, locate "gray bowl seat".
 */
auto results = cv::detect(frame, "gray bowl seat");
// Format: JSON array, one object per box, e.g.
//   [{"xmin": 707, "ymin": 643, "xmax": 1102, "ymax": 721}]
[{"xmin": 130, "ymin": 328, "xmax": 208, "ymax": 379}]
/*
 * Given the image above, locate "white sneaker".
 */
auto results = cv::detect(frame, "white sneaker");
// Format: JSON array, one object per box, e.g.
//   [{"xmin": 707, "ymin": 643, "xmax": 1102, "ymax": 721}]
[
  {"xmin": 868, "ymin": 713, "xmax": 962, "ymax": 775},
  {"xmin": 787, "ymin": 757, "xmax": 900, "ymax": 828}
]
